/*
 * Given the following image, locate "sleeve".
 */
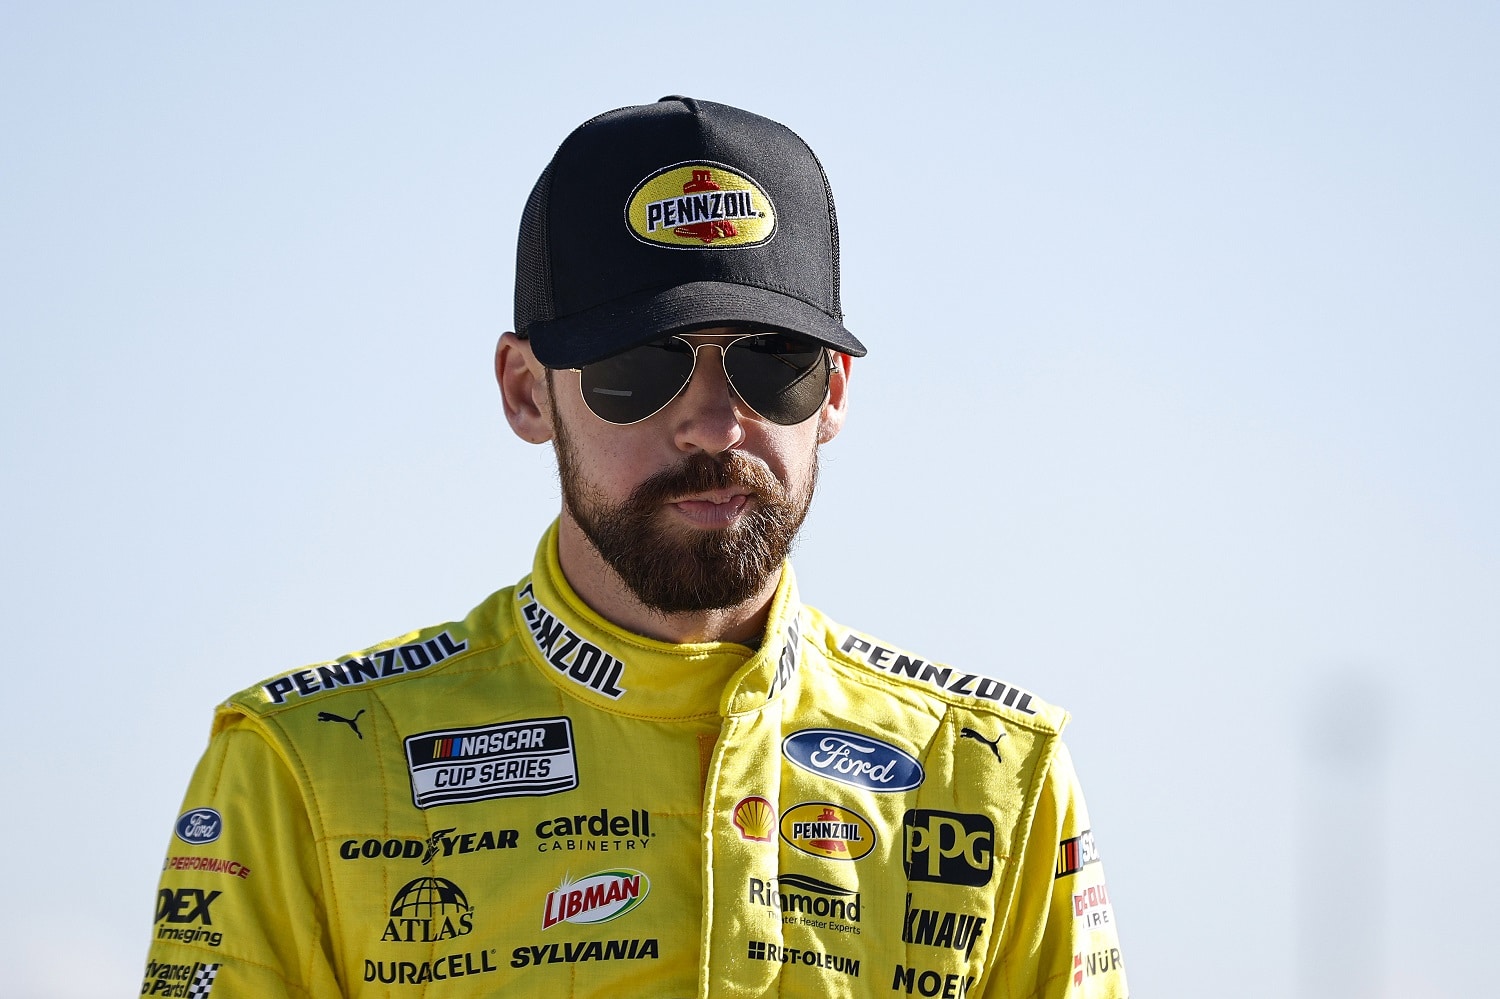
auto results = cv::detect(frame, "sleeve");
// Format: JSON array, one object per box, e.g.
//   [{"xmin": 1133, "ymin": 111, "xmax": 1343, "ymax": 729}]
[
  {"xmin": 140, "ymin": 710, "xmax": 343, "ymax": 998},
  {"xmin": 985, "ymin": 740, "xmax": 1129, "ymax": 999}
]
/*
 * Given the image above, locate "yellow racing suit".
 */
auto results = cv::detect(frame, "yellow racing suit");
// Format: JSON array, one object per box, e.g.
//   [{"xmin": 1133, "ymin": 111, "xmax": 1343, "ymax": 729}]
[{"xmin": 142, "ymin": 524, "xmax": 1128, "ymax": 997}]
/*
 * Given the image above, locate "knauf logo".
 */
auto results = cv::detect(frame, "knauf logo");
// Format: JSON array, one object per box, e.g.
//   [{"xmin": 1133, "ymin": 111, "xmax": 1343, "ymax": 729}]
[{"xmin": 625, "ymin": 162, "xmax": 776, "ymax": 248}]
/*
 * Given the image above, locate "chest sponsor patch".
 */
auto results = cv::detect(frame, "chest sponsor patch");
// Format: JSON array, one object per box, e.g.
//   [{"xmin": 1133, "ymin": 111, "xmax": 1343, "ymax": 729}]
[
  {"xmin": 542, "ymin": 869, "xmax": 650, "ymax": 928},
  {"xmin": 405, "ymin": 717, "xmax": 577, "ymax": 809},
  {"xmin": 1055, "ymin": 829, "xmax": 1100, "ymax": 878},
  {"xmin": 782, "ymin": 728, "xmax": 925, "ymax": 792},
  {"xmin": 625, "ymin": 161, "xmax": 776, "ymax": 248},
  {"xmin": 174, "ymin": 808, "xmax": 222, "ymax": 845},
  {"xmin": 780, "ymin": 801, "xmax": 877, "ymax": 861}
]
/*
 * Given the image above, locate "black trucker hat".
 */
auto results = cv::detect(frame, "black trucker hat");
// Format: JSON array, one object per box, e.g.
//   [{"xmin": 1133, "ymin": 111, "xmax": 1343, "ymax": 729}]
[{"xmin": 515, "ymin": 95, "xmax": 867, "ymax": 369}]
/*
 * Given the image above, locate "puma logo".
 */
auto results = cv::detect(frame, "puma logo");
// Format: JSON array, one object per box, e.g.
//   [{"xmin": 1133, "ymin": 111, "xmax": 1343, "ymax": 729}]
[
  {"xmin": 960, "ymin": 726, "xmax": 1003, "ymax": 762},
  {"xmin": 317, "ymin": 709, "xmax": 365, "ymax": 739}
]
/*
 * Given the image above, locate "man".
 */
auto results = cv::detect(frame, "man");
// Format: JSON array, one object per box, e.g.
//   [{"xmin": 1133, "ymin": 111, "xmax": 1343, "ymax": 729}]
[{"xmin": 143, "ymin": 96, "xmax": 1128, "ymax": 998}]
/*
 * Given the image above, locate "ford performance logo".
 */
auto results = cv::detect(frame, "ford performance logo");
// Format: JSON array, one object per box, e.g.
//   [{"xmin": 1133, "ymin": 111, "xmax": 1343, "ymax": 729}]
[
  {"xmin": 781, "ymin": 729, "xmax": 925, "ymax": 792},
  {"xmin": 174, "ymin": 808, "xmax": 223, "ymax": 845}
]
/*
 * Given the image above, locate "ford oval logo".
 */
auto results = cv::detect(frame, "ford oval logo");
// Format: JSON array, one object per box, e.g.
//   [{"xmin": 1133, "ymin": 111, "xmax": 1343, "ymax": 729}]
[
  {"xmin": 781, "ymin": 729, "xmax": 925, "ymax": 792},
  {"xmin": 174, "ymin": 807, "xmax": 223, "ymax": 845}
]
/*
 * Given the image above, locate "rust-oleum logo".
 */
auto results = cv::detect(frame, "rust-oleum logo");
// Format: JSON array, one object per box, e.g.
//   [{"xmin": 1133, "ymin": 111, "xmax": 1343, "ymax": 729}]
[{"xmin": 625, "ymin": 162, "xmax": 776, "ymax": 248}]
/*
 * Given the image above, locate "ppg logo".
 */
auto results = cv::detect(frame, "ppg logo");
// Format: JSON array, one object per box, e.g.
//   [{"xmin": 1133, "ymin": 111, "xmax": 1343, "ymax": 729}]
[{"xmin": 902, "ymin": 809, "xmax": 994, "ymax": 886}]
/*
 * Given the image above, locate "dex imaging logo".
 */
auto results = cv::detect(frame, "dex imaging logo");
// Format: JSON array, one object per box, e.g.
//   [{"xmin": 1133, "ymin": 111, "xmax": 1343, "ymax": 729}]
[{"xmin": 902, "ymin": 809, "xmax": 994, "ymax": 887}]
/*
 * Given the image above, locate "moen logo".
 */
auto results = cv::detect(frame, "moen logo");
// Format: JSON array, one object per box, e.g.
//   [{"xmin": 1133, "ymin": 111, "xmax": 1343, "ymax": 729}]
[
  {"xmin": 1055, "ymin": 828, "xmax": 1100, "ymax": 879},
  {"xmin": 382, "ymin": 877, "xmax": 474, "ymax": 943},
  {"xmin": 625, "ymin": 161, "xmax": 776, "ymax": 248},
  {"xmin": 733, "ymin": 796, "xmax": 775, "ymax": 842},
  {"xmin": 781, "ymin": 729, "xmax": 925, "ymax": 792},
  {"xmin": 542, "ymin": 869, "xmax": 649, "ymax": 928},
  {"xmin": 902, "ymin": 809, "xmax": 994, "ymax": 886},
  {"xmin": 405, "ymin": 716, "xmax": 577, "ymax": 809},
  {"xmin": 779, "ymin": 802, "xmax": 877, "ymax": 861}
]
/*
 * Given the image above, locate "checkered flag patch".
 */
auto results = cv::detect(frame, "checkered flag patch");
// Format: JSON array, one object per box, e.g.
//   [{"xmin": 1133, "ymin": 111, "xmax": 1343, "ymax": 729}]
[{"xmin": 187, "ymin": 962, "xmax": 221, "ymax": 997}]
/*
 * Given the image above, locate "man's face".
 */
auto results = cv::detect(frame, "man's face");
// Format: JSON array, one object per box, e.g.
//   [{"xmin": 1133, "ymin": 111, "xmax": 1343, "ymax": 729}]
[{"xmin": 542, "ymin": 330, "xmax": 844, "ymax": 614}]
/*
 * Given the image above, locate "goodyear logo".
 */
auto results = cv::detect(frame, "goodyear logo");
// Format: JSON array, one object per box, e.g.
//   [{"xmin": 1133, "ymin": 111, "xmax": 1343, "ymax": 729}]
[
  {"xmin": 779, "ymin": 801, "xmax": 876, "ymax": 862},
  {"xmin": 625, "ymin": 162, "xmax": 776, "ymax": 248}
]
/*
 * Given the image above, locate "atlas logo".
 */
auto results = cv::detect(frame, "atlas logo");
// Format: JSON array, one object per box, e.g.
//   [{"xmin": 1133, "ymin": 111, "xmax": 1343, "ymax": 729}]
[
  {"xmin": 174, "ymin": 808, "xmax": 222, "ymax": 845},
  {"xmin": 902, "ymin": 893, "xmax": 987, "ymax": 959},
  {"xmin": 780, "ymin": 802, "xmax": 877, "ymax": 861},
  {"xmin": 625, "ymin": 161, "xmax": 776, "ymax": 249},
  {"xmin": 405, "ymin": 716, "xmax": 577, "ymax": 809},
  {"xmin": 263, "ymin": 631, "xmax": 467, "ymax": 704},
  {"xmin": 1055, "ymin": 829, "xmax": 1100, "ymax": 878},
  {"xmin": 840, "ymin": 634, "xmax": 1038, "ymax": 715},
  {"xmin": 382, "ymin": 877, "xmax": 474, "ymax": 943},
  {"xmin": 518, "ymin": 584, "xmax": 627, "ymax": 698},
  {"xmin": 902, "ymin": 809, "xmax": 994, "ymax": 887},
  {"xmin": 541, "ymin": 869, "xmax": 649, "ymax": 928},
  {"xmin": 781, "ymin": 729, "xmax": 925, "ymax": 792}
]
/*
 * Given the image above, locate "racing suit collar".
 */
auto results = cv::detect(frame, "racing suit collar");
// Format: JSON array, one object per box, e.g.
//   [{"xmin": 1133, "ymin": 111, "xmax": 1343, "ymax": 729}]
[{"xmin": 511, "ymin": 522, "xmax": 807, "ymax": 720}]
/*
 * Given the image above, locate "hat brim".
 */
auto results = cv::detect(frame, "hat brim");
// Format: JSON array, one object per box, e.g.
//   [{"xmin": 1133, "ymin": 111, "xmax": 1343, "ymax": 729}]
[{"xmin": 527, "ymin": 280, "xmax": 866, "ymax": 369}]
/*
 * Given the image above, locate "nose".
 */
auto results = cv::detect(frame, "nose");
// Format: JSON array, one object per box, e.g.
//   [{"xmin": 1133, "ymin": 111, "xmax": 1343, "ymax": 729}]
[{"xmin": 670, "ymin": 345, "xmax": 748, "ymax": 454}]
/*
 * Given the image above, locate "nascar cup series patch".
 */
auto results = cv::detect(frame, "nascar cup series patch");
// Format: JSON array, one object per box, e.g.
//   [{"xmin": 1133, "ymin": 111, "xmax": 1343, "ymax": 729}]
[{"xmin": 625, "ymin": 162, "xmax": 776, "ymax": 248}]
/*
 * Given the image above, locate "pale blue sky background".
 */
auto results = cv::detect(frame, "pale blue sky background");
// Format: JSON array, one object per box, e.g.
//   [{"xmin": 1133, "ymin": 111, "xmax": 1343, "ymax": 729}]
[{"xmin": 2, "ymin": 2, "xmax": 1496, "ymax": 996}]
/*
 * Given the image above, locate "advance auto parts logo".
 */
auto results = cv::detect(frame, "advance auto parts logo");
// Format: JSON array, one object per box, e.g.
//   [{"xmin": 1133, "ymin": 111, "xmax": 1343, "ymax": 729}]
[
  {"xmin": 779, "ymin": 802, "xmax": 876, "ymax": 861},
  {"xmin": 542, "ymin": 869, "xmax": 650, "ymax": 929},
  {"xmin": 382, "ymin": 877, "xmax": 474, "ymax": 943},
  {"xmin": 625, "ymin": 162, "xmax": 776, "ymax": 248}
]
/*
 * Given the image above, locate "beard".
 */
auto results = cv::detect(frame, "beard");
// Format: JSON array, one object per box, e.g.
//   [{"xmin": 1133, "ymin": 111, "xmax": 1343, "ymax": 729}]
[{"xmin": 552, "ymin": 416, "xmax": 817, "ymax": 615}]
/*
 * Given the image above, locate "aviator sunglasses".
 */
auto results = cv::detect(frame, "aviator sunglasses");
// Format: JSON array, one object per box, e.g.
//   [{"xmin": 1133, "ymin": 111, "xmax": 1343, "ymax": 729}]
[{"xmin": 574, "ymin": 332, "xmax": 833, "ymax": 426}]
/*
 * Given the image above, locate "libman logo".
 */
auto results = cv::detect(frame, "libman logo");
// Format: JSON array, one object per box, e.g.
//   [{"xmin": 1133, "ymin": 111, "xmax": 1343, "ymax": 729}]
[
  {"xmin": 625, "ymin": 162, "xmax": 776, "ymax": 248},
  {"xmin": 541, "ymin": 869, "xmax": 650, "ymax": 929},
  {"xmin": 780, "ymin": 801, "xmax": 877, "ymax": 861}
]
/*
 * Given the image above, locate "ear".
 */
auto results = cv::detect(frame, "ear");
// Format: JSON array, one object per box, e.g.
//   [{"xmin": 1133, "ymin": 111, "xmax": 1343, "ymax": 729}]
[
  {"xmin": 496, "ymin": 332, "xmax": 554, "ymax": 444},
  {"xmin": 816, "ymin": 351, "xmax": 853, "ymax": 445}
]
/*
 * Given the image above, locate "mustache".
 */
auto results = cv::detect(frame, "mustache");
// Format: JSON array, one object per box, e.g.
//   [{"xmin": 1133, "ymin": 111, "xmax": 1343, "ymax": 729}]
[{"xmin": 627, "ymin": 452, "xmax": 784, "ymax": 509}]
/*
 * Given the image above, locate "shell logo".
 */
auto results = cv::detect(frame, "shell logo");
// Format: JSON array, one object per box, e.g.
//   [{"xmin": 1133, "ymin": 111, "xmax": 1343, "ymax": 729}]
[
  {"xmin": 779, "ymin": 801, "xmax": 877, "ymax": 862},
  {"xmin": 733, "ymin": 796, "xmax": 775, "ymax": 842},
  {"xmin": 624, "ymin": 162, "xmax": 776, "ymax": 249}
]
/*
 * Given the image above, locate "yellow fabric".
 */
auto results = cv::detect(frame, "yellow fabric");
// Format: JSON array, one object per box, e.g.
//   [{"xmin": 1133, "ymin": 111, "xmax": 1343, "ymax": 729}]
[{"xmin": 142, "ymin": 523, "xmax": 1128, "ymax": 997}]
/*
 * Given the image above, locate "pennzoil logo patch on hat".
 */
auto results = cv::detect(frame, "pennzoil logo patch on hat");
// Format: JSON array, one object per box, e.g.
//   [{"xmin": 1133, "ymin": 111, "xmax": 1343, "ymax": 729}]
[{"xmin": 625, "ymin": 161, "xmax": 776, "ymax": 249}]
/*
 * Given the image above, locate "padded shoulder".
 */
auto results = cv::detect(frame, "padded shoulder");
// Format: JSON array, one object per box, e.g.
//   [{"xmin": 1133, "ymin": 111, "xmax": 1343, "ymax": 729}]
[{"xmin": 806, "ymin": 609, "xmax": 1069, "ymax": 735}]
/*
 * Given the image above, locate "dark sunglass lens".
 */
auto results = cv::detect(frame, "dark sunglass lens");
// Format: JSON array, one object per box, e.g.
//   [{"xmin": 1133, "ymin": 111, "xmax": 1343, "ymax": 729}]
[
  {"xmin": 579, "ymin": 340, "xmax": 696, "ymax": 424},
  {"xmin": 724, "ymin": 335, "xmax": 829, "ymax": 425}
]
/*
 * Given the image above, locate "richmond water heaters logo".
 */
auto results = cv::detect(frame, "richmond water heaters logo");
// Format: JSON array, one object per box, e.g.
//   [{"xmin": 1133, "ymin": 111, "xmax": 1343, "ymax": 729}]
[
  {"xmin": 404, "ymin": 717, "xmax": 577, "ymax": 809},
  {"xmin": 781, "ymin": 729, "xmax": 925, "ymax": 792},
  {"xmin": 779, "ymin": 802, "xmax": 877, "ymax": 861},
  {"xmin": 541, "ymin": 869, "xmax": 650, "ymax": 929},
  {"xmin": 625, "ymin": 162, "xmax": 776, "ymax": 248}
]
